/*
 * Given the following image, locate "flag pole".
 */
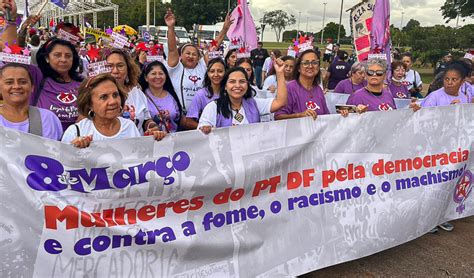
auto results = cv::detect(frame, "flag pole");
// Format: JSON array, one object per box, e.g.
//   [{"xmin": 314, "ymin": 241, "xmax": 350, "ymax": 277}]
[
  {"xmin": 228, "ymin": 0, "xmax": 231, "ymax": 14},
  {"xmin": 36, "ymin": 1, "xmax": 49, "ymax": 16}
]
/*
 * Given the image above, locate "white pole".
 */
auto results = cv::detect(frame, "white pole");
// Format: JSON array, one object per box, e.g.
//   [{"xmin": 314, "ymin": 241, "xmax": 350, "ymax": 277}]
[
  {"xmin": 297, "ymin": 11, "xmax": 301, "ymax": 40},
  {"xmin": 321, "ymin": 2, "xmax": 327, "ymax": 44},
  {"xmin": 153, "ymin": 0, "xmax": 156, "ymax": 26},
  {"xmin": 146, "ymin": 0, "xmax": 150, "ymax": 31},
  {"xmin": 337, "ymin": 0, "xmax": 344, "ymax": 43}
]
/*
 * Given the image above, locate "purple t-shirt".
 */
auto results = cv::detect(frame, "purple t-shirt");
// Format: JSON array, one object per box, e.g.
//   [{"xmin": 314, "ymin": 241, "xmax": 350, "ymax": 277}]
[
  {"xmin": 0, "ymin": 107, "xmax": 63, "ymax": 140},
  {"xmin": 29, "ymin": 65, "xmax": 81, "ymax": 131},
  {"xmin": 333, "ymin": 78, "xmax": 366, "ymax": 94},
  {"xmin": 388, "ymin": 81, "xmax": 410, "ymax": 99},
  {"xmin": 145, "ymin": 89, "xmax": 181, "ymax": 133},
  {"xmin": 275, "ymin": 80, "xmax": 330, "ymax": 116},
  {"xmin": 347, "ymin": 87, "xmax": 396, "ymax": 111},
  {"xmin": 186, "ymin": 87, "xmax": 219, "ymax": 119},
  {"xmin": 328, "ymin": 61, "xmax": 351, "ymax": 90},
  {"xmin": 421, "ymin": 87, "xmax": 469, "ymax": 107}
]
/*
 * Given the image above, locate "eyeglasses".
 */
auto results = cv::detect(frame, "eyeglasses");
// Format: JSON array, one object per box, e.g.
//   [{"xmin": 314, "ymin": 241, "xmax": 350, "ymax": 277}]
[
  {"xmin": 366, "ymin": 70, "xmax": 385, "ymax": 76},
  {"xmin": 301, "ymin": 60, "xmax": 320, "ymax": 67}
]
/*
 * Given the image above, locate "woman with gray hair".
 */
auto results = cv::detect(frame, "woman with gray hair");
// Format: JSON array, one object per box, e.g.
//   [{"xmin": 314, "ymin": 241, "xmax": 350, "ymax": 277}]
[
  {"xmin": 346, "ymin": 58, "xmax": 396, "ymax": 112},
  {"xmin": 333, "ymin": 61, "xmax": 367, "ymax": 94}
]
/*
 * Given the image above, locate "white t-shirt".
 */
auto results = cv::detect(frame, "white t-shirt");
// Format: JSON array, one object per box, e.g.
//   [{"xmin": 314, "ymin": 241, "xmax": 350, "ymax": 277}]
[
  {"xmin": 61, "ymin": 117, "xmax": 140, "ymax": 144},
  {"xmin": 198, "ymin": 98, "xmax": 273, "ymax": 128},
  {"xmin": 325, "ymin": 43, "xmax": 334, "ymax": 54},
  {"xmin": 166, "ymin": 58, "xmax": 207, "ymax": 112},
  {"xmin": 262, "ymin": 57, "xmax": 272, "ymax": 74},
  {"xmin": 262, "ymin": 75, "xmax": 278, "ymax": 93},
  {"xmin": 124, "ymin": 86, "xmax": 151, "ymax": 135},
  {"xmin": 405, "ymin": 69, "xmax": 422, "ymax": 91}
]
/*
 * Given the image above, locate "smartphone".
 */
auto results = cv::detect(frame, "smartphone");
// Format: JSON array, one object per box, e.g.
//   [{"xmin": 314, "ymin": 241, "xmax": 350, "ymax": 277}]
[
  {"xmin": 335, "ymin": 104, "xmax": 357, "ymax": 114},
  {"xmin": 4, "ymin": 7, "xmax": 12, "ymax": 21}
]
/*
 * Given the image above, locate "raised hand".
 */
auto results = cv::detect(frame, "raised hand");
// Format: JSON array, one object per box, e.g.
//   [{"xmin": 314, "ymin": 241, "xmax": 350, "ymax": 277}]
[{"xmin": 164, "ymin": 8, "xmax": 176, "ymax": 28}]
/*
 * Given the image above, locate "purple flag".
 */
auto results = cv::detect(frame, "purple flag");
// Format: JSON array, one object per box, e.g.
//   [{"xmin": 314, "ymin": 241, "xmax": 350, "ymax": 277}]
[
  {"xmin": 370, "ymin": 0, "xmax": 391, "ymax": 77},
  {"xmin": 51, "ymin": 0, "xmax": 69, "ymax": 9},
  {"xmin": 226, "ymin": 0, "xmax": 258, "ymax": 52}
]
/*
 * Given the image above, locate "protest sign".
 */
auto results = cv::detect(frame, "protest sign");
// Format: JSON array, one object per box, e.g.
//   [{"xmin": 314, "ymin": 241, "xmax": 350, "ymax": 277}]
[
  {"xmin": 0, "ymin": 52, "xmax": 31, "ymax": 64},
  {"xmin": 87, "ymin": 61, "xmax": 111, "ymax": 77},
  {"xmin": 0, "ymin": 105, "xmax": 472, "ymax": 277},
  {"xmin": 350, "ymin": 0, "xmax": 376, "ymax": 61}
]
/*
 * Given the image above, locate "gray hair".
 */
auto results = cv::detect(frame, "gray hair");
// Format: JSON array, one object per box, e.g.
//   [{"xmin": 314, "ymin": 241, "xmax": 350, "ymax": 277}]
[
  {"xmin": 350, "ymin": 61, "xmax": 366, "ymax": 73},
  {"xmin": 366, "ymin": 58, "xmax": 388, "ymax": 71}
]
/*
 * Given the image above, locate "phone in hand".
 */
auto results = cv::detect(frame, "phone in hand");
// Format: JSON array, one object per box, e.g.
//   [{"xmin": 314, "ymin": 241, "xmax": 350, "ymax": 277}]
[{"xmin": 335, "ymin": 104, "xmax": 357, "ymax": 114}]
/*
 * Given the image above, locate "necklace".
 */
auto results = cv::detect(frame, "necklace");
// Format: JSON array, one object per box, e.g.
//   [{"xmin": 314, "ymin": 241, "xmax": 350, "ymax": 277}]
[{"xmin": 232, "ymin": 105, "xmax": 244, "ymax": 123}]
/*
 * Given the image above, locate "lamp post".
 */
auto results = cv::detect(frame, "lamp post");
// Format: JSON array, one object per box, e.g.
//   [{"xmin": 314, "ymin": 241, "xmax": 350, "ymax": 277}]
[
  {"xmin": 400, "ymin": 11, "xmax": 404, "ymax": 29},
  {"xmin": 321, "ymin": 2, "xmax": 327, "ymax": 44},
  {"xmin": 337, "ymin": 0, "xmax": 344, "ymax": 44},
  {"xmin": 261, "ymin": 23, "xmax": 266, "ymax": 42},
  {"xmin": 297, "ymin": 11, "xmax": 301, "ymax": 40},
  {"xmin": 153, "ymin": 0, "xmax": 156, "ymax": 26}
]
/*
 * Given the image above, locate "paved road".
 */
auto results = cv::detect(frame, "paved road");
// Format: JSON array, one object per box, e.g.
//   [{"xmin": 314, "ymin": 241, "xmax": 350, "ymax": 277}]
[{"xmin": 302, "ymin": 216, "xmax": 474, "ymax": 277}]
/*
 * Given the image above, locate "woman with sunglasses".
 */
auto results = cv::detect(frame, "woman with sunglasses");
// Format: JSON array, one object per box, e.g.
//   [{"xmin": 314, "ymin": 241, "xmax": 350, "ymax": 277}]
[
  {"xmin": 333, "ymin": 62, "xmax": 367, "ymax": 94},
  {"xmin": 198, "ymin": 59, "xmax": 287, "ymax": 133},
  {"xmin": 346, "ymin": 58, "xmax": 396, "ymax": 112},
  {"xmin": 186, "ymin": 58, "xmax": 226, "ymax": 128},
  {"xmin": 274, "ymin": 49, "xmax": 329, "ymax": 120},
  {"xmin": 388, "ymin": 61, "xmax": 410, "ymax": 99}
]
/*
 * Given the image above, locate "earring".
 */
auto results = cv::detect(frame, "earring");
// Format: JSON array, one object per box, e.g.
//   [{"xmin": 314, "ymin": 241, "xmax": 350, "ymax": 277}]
[
  {"xmin": 88, "ymin": 110, "xmax": 94, "ymax": 118},
  {"xmin": 125, "ymin": 77, "xmax": 130, "ymax": 84}
]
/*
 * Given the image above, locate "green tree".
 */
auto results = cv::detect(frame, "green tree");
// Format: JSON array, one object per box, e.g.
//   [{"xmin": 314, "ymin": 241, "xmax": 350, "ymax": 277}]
[
  {"xmin": 402, "ymin": 19, "xmax": 421, "ymax": 32},
  {"xmin": 261, "ymin": 10, "xmax": 296, "ymax": 42},
  {"xmin": 315, "ymin": 22, "xmax": 346, "ymax": 42},
  {"xmin": 440, "ymin": 0, "xmax": 474, "ymax": 22},
  {"xmin": 456, "ymin": 24, "xmax": 474, "ymax": 49},
  {"xmin": 409, "ymin": 25, "xmax": 457, "ymax": 67},
  {"xmin": 170, "ymin": 0, "xmax": 236, "ymax": 31},
  {"xmin": 282, "ymin": 29, "xmax": 297, "ymax": 42}
]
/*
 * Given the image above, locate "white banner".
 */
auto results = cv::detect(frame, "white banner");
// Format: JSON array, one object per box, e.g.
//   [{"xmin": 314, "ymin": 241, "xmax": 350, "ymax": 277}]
[{"xmin": 0, "ymin": 105, "xmax": 473, "ymax": 277}]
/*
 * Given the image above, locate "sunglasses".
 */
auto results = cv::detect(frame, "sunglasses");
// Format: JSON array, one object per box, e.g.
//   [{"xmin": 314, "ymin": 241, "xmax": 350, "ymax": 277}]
[{"xmin": 366, "ymin": 70, "xmax": 386, "ymax": 76}]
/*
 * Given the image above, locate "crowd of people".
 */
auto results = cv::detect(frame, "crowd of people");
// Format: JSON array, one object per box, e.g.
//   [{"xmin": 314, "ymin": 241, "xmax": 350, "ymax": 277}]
[{"xmin": 0, "ymin": 2, "xmax": 473, "ymax": 149}]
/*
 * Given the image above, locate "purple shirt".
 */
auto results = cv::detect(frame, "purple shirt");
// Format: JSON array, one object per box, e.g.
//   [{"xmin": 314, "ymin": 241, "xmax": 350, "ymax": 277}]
[
  {"xmin": 388, "ymin": 81, "xmax": 410, "ymax": 99},
  {"xmin": 0, "ymin": 107, "xmax": 63, "ymax": 140},
  {"xmin": 186, "ymin": 87, "xmax": 219, "ymax": 119},
  {"xmin": 29, "ymin": 66, "xmax": 81, "ymax": 131},
  {"xmin": 421, "ymin": 87, "xmax": 469, "ymax": 107},
  {"xmin": 328, "ymin": 60, "xmax": 351, "ymax": 90},
  {"xmin": 145, "ymin": 89, "xmax": 181, "ymax": 133},
  {"xmin": 333, "ymin": 78, "xmax": 366, "ymax": 94},
  {"xmin": 347, "ymin": 87, "xmax": 396, "ymax": 111},
  {"xmin": 275, "ymin": 80, "xmax": 330, "ymax": 116}
]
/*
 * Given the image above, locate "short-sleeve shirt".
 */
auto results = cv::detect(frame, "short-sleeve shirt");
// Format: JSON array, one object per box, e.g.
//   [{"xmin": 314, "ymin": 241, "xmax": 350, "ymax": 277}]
[
  {"xmin": 405, "ymin": 69, "xmax": 422, "ymax": 91},
  {"xmin": 29, "ymin": 65, "xmax": 81, "ymax": 131},
  {"xmin": 346, "ymin": 87, "xmax": 396, "ymax": 111},
  {"xmin": 186, "ymin": 87, "xmax": 219, "ymax": 120},
  {"xmin": 421, "ymin": 87, "xmax": 469, "ymax": 107},
  {"xmin": 333, "ymin": 78, "xmax": 366, "ymax": 94},
  {"xmin": 275, "ymin": 80, "xmax": 330, "ymax": 116},
  {"xmin": 388, "ymin": 82, "xmax": 410, "ymax": 99},
  {"xmin": 165, "ymin": 58, "xmax": 207, "ymax": 112},
  {"xmin": 145, "ymin": 90, "xmax": 181, "ymax": 133},
  {"xmin": 123, "ymin": 87, "xmax": 151, "ymax": 135},
  {"xmin": 327, "ymin": 60, "xmax": 351, "ymax": 90},
  {"xmin": 61, "ymin": 117, "xmax": 140, "ymax": 143},
  {"xmin": 198, "ymin": 98, "xmax": 273, "ymax": 128},
  {"xmin": 0, "ymin": 107, "xmax": 63, "ymax": 140}
]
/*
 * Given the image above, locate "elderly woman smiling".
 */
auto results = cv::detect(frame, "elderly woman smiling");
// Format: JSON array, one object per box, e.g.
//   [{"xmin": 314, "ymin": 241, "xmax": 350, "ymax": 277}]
[{"xmin": 61, "ymin": 74, "xmax": 166, "ymax": 148}]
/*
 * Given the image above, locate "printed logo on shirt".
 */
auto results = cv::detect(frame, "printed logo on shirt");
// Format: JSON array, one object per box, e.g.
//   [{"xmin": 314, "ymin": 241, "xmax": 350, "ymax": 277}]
[
  {"xmin": 57, "ymin": 91, "xmax": 77, "ymax": 104},
  {"xmin": 306, "ymin": 101, "xmax": 321, "ymax": 111},
  {"xmin": 396, "ymin": 92, "xmax": 407, "ymax": 98},
  {"xmin": 401, "ymin": 81, "xmax": 410, "ymax": 86},
  {"xmin": 189, "ymin": 75, "xmax": 201, "ymax": 85},
  {"xmin": 378, "ymin": 103, "xmax": 393, "ymax": 111}
]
